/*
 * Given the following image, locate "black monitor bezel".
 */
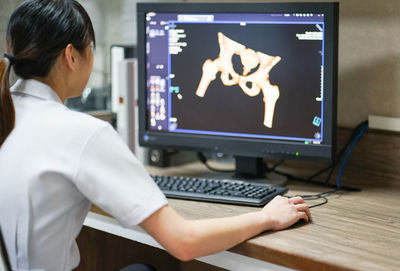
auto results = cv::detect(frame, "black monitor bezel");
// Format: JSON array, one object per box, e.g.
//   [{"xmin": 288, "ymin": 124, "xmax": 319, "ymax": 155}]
[{"xmin": 137, "ymin": 2, "xmax": 338, "ymax": 163}]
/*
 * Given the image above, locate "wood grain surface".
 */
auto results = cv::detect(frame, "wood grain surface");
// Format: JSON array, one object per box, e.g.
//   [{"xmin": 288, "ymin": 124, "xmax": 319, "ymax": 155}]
[{"xmin": 90, "ymin": 128, "xmax": 400, "ymax": 271}]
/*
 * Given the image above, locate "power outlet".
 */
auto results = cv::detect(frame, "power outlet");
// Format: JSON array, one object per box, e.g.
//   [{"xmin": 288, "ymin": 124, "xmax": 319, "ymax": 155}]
[{"xmin": 368, "ymin": 115, "xmax": 400, "ymax": 132}]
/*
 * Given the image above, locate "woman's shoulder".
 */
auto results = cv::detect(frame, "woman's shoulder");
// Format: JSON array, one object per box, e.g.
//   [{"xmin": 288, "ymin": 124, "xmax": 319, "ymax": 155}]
[{"xmin": 59, "ymin": 107, "xmax": 111, "ymax": 135}]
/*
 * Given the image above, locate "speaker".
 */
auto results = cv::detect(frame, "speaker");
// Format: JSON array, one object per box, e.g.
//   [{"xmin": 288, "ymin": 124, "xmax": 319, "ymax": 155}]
[
  {"xmin": 148, "ymin": 148, "xmax": 173, "ymax": 167},
  {"xmin": 148, "ymin": 148, "xmax": 197, "ymax": 168}
]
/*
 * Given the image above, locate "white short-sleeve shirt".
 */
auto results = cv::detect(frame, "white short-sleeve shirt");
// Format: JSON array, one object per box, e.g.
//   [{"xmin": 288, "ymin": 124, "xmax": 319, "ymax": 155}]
[{"xmin": 0, "ymin": 79, "xmax": 168, "ymax": 271}]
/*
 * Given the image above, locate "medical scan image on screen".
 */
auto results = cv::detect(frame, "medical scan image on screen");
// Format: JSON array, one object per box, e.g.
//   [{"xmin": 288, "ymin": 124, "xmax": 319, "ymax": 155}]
[{"xmin": 146, "ymin": 12, "xmax": 325, "ymax": 143}]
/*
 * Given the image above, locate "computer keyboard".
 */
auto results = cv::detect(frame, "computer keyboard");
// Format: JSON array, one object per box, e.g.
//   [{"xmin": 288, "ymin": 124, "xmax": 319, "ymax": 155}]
[{"xmin": 152, "ymin": 175, "xmax": 288, "ymax": 207}]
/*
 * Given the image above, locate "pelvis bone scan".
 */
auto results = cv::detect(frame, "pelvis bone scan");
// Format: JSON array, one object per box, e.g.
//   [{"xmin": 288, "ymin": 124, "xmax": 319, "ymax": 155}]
[{"xmin": 195, "ymin": 32, "xmax": 281, "ymax": 128}]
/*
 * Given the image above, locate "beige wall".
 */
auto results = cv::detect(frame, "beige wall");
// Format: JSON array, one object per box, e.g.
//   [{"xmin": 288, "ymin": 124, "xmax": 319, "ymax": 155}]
[
  {"xmin": 1, "ymin": 0, "xmax": 399, "ymax": 128},
  {"xmin": 337, "ymin": 0, "xmax": 400, "ymax": 127},
  {"xmin": 0, "ymin": 0, "xmax": 23, "ymax": 57}
]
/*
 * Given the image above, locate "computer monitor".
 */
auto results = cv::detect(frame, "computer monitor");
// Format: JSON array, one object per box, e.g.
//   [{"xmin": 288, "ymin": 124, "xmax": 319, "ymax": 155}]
[{"xmin": 137, "ymin": 2, "xmax": 338, "ymax": 181}]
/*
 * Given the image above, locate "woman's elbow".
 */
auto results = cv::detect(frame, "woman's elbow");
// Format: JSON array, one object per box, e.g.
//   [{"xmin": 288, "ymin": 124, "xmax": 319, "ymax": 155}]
[
  {"xmin": 174, "ymin": 247, "xmax": 196, "ymax": 262},
  {"xmin": 170, "ymin": 224, "xmax": 199, "ymax": 261}
]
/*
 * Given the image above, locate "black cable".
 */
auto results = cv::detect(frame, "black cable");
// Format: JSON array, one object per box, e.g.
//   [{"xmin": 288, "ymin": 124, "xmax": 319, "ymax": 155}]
[
  {"xmin": 271, "ymin": 120, "xmax": 368, "ymax": 187},
  {"xmin": 299, "ymin": 189, "xmax": 339, "ymax": 199},
  {"xmin": 197, "ymin": 152, "xmax": 235, "ymax": 173},
  {"xmin": 273, "ymin": 168, "xmax": 361, "ymax": 192},
  {"xmin": 289, "ymin": 189, "xmax": 340, "ymax": 208},
  {"xmin": 306, "ymin": 120, "xmax": 369, "ymax": 182},
  {"xmin": 308, "ymin": 197, "xmax": 328, "ymax": 208},
  {"xmin": 276, "ymin": 121, "xmax": 369, "ymax": 207},
  {"xmin": 324, "ymin": 165, "xmax": 336, "ymax": 185},
  {"xmin": 289, "ymin": 193, "xmax": 329, "ymax": 208},
  {"xmin": 198, "ymin": 151, "xmax": 335, "ymax": 208},
  {"xmin": 267, "ymin": 159, "xmax": 285, "ymax": 171},
  {"xmin": 306, "ymin": 163, "xmax": 333, "ymax": 181}
]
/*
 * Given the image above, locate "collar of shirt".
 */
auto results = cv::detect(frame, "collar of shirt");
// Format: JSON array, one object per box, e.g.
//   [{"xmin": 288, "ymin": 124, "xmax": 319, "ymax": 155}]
[{"xmin": 10, "ymin": 79, "xmax": 64, "ymax": 104}]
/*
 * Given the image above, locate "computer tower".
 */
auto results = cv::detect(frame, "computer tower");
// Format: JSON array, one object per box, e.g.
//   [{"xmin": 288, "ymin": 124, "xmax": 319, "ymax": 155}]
[{"xmin": 111, "ymin": 45, "xmax": 148, "ymax": 164}]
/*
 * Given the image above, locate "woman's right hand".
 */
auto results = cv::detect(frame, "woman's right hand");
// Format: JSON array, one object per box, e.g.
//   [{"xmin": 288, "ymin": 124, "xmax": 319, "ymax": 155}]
[{"xmin": 262, "ymin": 195, "xmax": 312, "ymax": 231}]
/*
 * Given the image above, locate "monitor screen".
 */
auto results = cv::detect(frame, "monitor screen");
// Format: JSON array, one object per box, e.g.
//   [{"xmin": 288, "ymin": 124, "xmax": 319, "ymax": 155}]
[{"xmin": 137, "ymin": 2, "xmax": 338, "ymax": 177}]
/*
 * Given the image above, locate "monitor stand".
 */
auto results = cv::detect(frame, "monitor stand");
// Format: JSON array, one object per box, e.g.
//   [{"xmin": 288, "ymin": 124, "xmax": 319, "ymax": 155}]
[{"xmin": 203, "ymin": 156, "xmax": 288, "ymax": 187}]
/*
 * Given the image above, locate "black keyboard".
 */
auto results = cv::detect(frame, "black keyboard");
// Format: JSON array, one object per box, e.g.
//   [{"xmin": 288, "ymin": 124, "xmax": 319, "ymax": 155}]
[{"xmin": 152, "ymin": 175, "xmax": 288, "ymax": 207}]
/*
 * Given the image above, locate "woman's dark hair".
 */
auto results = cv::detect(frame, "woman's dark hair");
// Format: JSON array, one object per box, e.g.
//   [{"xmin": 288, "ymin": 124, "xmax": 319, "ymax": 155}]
[{"xmin": 0, "ymin": 0, "xmax": 96, "ymax": 147}]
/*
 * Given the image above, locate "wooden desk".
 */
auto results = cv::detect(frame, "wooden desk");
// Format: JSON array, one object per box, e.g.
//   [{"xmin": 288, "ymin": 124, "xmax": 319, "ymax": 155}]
[{"xmin": 83, "ymin": 129, "xmax": 400, "ymax": 271}]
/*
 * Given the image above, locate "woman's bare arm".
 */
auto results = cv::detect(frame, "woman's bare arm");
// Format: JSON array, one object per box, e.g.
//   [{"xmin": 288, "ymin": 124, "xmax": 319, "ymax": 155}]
[{"xmin": 140, "ymin": 195, "xmax": 311, "ymax": 261}]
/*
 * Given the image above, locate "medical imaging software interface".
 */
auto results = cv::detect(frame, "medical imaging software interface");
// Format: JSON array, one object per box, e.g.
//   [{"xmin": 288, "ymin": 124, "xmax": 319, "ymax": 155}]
[{"xmin": 145, "ymin": 12, "xmax": 326, "ymax": 144}]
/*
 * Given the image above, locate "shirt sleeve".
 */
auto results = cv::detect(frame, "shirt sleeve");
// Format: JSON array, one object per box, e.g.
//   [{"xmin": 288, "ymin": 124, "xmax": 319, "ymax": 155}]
[{"xmin": 72, "ymin": 123, "xmax": 168, "ymax": 228}]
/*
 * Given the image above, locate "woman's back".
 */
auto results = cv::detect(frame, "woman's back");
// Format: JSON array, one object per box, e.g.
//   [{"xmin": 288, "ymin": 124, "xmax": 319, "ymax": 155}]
[
  {"xmin": 0, "ymin": 79, "xmax": 104, "ymax": 270},
  {"xmin": 0, "ymin": 77, "xmax": 168, "ymax": 271}
]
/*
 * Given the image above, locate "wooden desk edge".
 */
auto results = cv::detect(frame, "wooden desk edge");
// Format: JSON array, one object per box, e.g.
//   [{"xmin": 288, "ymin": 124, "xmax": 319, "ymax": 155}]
[
  {"xmin": 89, "ymin": 205, "xmax": 355, "ymax": 271},
  {"xmin": 229, "ymin": 242, "xmax": 355, "ymax": 271},
  {"xmin": 85, "ymin": 208, "xmax": 294, "ymax": 271}
]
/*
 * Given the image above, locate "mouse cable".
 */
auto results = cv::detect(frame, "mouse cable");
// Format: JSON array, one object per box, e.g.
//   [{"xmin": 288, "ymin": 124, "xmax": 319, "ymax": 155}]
[
  {"xmin": 289, "ymin": 189, "xmax": 344, "ymax": 208},
  {"xmin": 198, "ymin": 150, "xmax": 335, "ymax": 208},
  {"xmin": 274, "ymin": 169, "xmax": 359, "ymax": 208},
  {"xmin": 272, "ymin": 122, "xmax": 369, "ymax": 207},
  {"xmin": 308, "ymin": 197, "xmax": 328, "ymax": 208}
]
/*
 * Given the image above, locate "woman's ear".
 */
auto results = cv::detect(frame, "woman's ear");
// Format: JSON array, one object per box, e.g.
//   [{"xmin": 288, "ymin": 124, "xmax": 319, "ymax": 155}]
[{"xmin": 63, "ymin": 44, "xmax": 77, "ymax": 71}]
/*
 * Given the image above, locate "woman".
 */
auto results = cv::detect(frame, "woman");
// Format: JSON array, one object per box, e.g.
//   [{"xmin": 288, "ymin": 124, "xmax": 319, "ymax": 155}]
[{"xmin": 0, "ymin": 1, "xmax": 311, "ymax": 270}]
